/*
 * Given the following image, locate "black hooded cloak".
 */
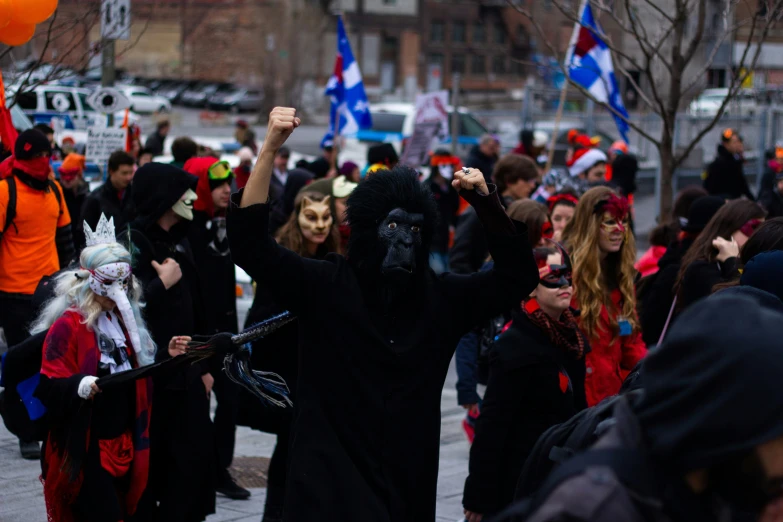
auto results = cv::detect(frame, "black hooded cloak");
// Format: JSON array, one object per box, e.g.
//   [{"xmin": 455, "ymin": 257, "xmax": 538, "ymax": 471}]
[{"xmin": 227, "ymin": 168, "xmax": 539, "ymax": 521}]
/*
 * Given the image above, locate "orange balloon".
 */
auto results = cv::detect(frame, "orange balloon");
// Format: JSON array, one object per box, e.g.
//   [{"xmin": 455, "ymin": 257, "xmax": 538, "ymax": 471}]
[
  {"xmin": 0, "ymin": 20, "xmax": 35, "ymax": 46},
  {"xmin": 0, "ymin": 0, "xmax": 11, "ymax": 29},
  {"xmin": 10, "ymin": 0, "xmax": 57, "ymax": 25}
]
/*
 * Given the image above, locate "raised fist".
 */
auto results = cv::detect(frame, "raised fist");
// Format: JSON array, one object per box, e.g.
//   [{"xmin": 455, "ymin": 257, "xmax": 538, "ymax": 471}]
[
  {"xmin": 452, "ymin": 167, "xmax": 489, "ymax": 195},
  {"xmin": 262, "ymin": 107, "xmax": 301, "ymax": 155}
]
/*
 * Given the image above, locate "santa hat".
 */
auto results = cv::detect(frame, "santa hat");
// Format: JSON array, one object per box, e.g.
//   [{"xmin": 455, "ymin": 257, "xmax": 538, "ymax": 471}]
[{"xmin": 569, "ymin": 148, "xmax": 608, "ymax": 177}]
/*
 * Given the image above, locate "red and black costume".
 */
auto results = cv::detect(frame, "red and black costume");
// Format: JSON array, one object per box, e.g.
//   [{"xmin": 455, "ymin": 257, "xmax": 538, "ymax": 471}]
[{"xmin": 36, "ymin": 310, "xmax": 152, "ymax": 522}]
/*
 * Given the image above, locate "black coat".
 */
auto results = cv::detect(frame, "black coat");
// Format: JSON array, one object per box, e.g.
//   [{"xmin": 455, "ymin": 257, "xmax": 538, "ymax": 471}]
[
  {"xmin": 462, "ymin": 312, "xmax": 586, "ymax": 516},
  {"xmin": 638, "ymin": 238, "xmax": 693, "ymax": 346},
  {"xmin": 227, "ymin": 187, "xmax": 538, "ymax": 522},
  {"xmin": 760, "ymin": 188, "xmax": 783, "ymax": 219},
  {"xmin": 425, "ymin": 178, "xmax": 460, "ymax": 253},
  {"xmin": 678, "ymin": 257, "xmax": 739, "ymax": 311},
  {"xmin": 703, "ymin": 145, "xmax": 754, "ymax": 200},
  {"xmin": 82, "ymin": 182, "xmax": 136, "ymax": 237},
  {"xmin": 145, "ymin": 131, "xmax": 166, "ymax": 157},
  {"xmin": 62, "ymin": 181, "xmax": 89, "ymax": 252},
  {"xmin": 465, "ymin": 146, "xmax": 497, "ymax": 182},
  {"xmin": 188, "ymin": 212, "xmax": 237, "ymax": 335}
]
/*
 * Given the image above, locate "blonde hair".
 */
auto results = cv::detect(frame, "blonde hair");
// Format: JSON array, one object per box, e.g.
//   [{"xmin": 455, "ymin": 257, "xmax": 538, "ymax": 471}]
[{"xmin": 561, "ymin": 186, "xmax": 638, "ymax": 341}]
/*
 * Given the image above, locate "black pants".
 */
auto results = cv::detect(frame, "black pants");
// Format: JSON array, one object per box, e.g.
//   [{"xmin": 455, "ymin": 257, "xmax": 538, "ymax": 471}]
[
  {"xmin": 213, "ymin": 370, "xmax": 241, "ymax": 477},
  {"xmin": 0, "ymin": 292, "xmax": 33, "ymax": 347}
]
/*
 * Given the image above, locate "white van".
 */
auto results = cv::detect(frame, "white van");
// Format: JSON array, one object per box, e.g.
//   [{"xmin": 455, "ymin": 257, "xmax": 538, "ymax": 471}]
[{"xmin": 9, "ymin": 85, "xmax": 138, "ymax": 130}]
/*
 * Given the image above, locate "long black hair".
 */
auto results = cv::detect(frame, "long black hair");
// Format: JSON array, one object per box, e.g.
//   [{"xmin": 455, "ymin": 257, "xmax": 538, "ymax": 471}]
[{"xmin": 345, "ymin": 166, "xmax": 438, "ymax": 273}]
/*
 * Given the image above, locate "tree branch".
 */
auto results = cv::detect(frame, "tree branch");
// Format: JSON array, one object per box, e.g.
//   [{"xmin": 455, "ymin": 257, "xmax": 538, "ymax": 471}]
[
  {"xmin": 673, "ymin": 1, "xmax": 777, "ymax": 168},
  {"xmin": 681, "ymin": 0, "xmax": 707, "ymax": 65},
  {"xmin": 506, "ymin": 0, "xmax": 661, "ymax": 145}
]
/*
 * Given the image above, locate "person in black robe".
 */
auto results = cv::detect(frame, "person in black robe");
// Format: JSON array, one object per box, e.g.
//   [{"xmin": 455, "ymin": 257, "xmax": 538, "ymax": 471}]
[
  {"xmin": 227, "ymin": 108, "xmax": 539, "ymax": 522},
  {"xmin": 126, "ymin": 162, "xmax": 216, "ymax": 522}
]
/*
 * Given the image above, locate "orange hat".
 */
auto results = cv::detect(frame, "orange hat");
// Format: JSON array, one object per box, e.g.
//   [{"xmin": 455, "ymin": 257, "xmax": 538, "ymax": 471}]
[
  {"xmin": 610, "ymin": 140, "xmax": 629, "ymax": 154},
  {"xmin": 58, "ymin": 153, "xmax": 86, "ymax": 180}
]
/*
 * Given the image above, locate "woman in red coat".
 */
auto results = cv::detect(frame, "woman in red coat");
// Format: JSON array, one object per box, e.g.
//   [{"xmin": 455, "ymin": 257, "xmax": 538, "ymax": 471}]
[{"xmin": 562, "ymin": 187, "xmax": 646, "ymax": 406}]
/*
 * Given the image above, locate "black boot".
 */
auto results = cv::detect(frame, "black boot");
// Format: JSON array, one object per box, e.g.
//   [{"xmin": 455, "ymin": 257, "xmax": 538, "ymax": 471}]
[
  {"xmin": 217, "ymin": 471, "xmax": 251, "ymax": 500},
  {"xmin": 261, "ymin": 504, "xmax": 284, "ymax": 522},
  {"xmin": 19, "ymin": 439, "xmax": 40, "ymax": 460}
]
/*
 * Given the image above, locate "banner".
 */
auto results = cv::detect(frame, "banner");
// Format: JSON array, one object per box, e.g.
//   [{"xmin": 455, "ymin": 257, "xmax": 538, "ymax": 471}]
[{"xmin": 400, "ymin": 90, "xmax": 450, "ymax": 168}]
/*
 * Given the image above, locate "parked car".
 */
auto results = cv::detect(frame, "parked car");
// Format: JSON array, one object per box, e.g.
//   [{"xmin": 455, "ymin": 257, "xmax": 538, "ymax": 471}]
[
  {"xmin": 181, "ymin": 82, "xmax": 234, "ymax": 108},
  {"xmin": 117, "ymin": 85, "xmax": 171, "ymax": 113},
  {"xmin": 342, "ymin": 102, "xmax": 490, "ymax": 162},
  {"xmin": 8, "ymin": 85, "xmax": 139, "ymax": 130},
  {"xmin": 157, "ymin": 80, "xmax": 196, "ymax": 105},
  {"xmin": 208, "ymin": 86, "xmax": 264, "ymax": 113},
  {"xmin": 688, "ymin": 88, "xmax": 760, "ymax": 117}
]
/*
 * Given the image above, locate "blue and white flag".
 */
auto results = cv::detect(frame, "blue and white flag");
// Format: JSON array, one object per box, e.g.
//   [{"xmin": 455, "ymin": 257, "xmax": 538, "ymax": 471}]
[
  {"xmin": 324, "ymin": 16, "xmax": 372, "ymax": 140},
  {"xmin": 565, "ymin": 1, "xmax": 629, "ymax": 143}
]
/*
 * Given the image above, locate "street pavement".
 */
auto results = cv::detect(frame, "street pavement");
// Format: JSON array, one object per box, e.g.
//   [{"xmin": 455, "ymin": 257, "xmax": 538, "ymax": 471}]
[{"xmin": 0, "ymin": 357, "xmax": 470, "ymax": 522}]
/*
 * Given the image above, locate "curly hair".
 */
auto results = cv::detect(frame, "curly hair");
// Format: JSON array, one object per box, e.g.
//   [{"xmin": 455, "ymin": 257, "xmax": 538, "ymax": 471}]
[
  {"xmin": 561, "ymin": 186, "xmax": 638, "ymax": 341},
  {"xmin": 345, "ymin": 166, "xmax": 438, "ymax": 273},
  {"xmin": 275, "ymin": 191, "xmax": 341, "ymax": 258}
]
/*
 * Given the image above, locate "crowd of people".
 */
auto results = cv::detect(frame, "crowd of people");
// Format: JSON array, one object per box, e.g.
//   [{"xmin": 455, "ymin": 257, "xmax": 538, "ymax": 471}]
[{"xmin": 1, "ymin": 105, "xmax": 783, "ymax": 522}]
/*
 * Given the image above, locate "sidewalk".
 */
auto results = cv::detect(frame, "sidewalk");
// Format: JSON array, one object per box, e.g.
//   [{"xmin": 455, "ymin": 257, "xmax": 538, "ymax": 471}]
[{"xmin": 0, "ymin": 358, "xmax": 470, "ymax": 522}]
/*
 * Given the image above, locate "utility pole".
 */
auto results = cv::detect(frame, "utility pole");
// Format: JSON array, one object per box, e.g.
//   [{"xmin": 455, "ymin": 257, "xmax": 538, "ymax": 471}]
[
  {"xmin": 101, "ymin": 39, "xmax": 116, "ymax": 127},
  {"xmin": 450, "ymin": 73, "xmax": 460, "ymax": 156}
]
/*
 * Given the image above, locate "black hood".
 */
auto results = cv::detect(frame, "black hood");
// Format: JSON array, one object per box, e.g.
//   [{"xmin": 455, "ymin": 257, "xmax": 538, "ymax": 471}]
[
  {"xmin": 636, "ymin": 288, "xmax": 783, "ymax": 472},
  {"xmin": 131, "ymin": 162, "xmax": 198, "ymax": 227}
]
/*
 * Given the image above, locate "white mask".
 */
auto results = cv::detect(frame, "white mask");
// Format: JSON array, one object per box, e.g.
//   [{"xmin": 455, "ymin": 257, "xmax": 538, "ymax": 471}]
[
  {"xmin": 172, "ymin": 189, "xmax": 198, "ymax": 221},
  {"xmin": 87, "ymin": 262, "xmax": 142, "ymax": 359}
]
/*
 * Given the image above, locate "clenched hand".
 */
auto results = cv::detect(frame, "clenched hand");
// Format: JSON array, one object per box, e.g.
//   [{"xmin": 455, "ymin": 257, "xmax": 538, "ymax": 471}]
[
  {"xmin": 261, "ymin": 107, "xmax": 301, "ymax": 156},
  {"xmin": 452, "ymin": 167, "xmax": 488, "ymax": 196}
]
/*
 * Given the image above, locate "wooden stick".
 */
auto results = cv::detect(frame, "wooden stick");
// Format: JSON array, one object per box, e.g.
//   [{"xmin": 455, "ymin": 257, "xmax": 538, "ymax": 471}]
[{"xmin": 545, "ymin": 82, "xmax": 569, "ymax": 175}]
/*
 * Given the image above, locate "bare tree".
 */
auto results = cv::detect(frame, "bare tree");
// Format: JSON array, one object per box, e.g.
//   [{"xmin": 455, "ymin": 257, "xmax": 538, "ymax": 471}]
[
  {"xmin": 509, "ymin": 0, "xmax": 783, "ymax": 220},
  {"xmin": 1, "ymin": 3, "xmax": 153, "ymax": 108}
]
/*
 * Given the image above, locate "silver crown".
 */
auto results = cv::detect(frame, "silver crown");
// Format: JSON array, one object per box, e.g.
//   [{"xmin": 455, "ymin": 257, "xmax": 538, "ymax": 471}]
[{"xmin": 84, "ymin": 214, "xmax": 116, "ymax": 247}]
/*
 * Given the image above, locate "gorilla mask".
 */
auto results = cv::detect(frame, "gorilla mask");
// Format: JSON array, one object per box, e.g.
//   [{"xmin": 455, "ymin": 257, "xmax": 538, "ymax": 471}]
[
  {"xmin": 346, "ymin": 167, "xmax": 438, "ymax": 284},
  {"xmin": 378, "ymin": 208, "xmax": 424, "ymax": 280}
]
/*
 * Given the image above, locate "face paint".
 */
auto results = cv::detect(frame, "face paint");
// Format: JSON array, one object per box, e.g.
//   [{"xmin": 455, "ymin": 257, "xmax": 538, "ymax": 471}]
[
  {"xmin": 87, "ymin": 262, "xmax": 142, "ymax": 356},
  {"xmin": 172, "ymin": 189, "xmax": 198, "ymax": 221},
  {"xmin": 298, "ymin": 196, "xmax": 333, "ymax": 245}
]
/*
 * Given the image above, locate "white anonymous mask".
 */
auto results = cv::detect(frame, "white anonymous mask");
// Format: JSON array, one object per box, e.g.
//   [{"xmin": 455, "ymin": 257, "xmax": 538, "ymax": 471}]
[
  {"xmin": 88, "ymin": 262, "xmax": 142, "ymax": 359},
  {"xmin": 172, "ymin": 189, "xmax": 198, "ymax": 221}
]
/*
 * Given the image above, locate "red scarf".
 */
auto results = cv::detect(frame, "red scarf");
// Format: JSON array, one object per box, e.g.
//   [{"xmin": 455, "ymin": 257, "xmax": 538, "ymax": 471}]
[
  {"xmin": 523, "ymin": 299, "xmax": 588, "ymax": 359},
  {"xmin": 13, "ymin": 156, "xmax": 51, "ymax": 181}
]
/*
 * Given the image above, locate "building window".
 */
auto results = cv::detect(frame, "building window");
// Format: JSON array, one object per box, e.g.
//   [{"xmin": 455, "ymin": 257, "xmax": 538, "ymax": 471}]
[
  {"xmin": 429, "ymin": 53, "xmax": 444, "ymax": 66},
  {"xmin": 471, "ymin": 55, "xmax": 486, "ymax": 75},
  {"xmin": 510, "ymin": 60, "xmax": 524, "ymax": 76},
  {"xmin": 452, "ymin": 21, "xmax": 466, "ymax": 43},
  {"xmin": 431, "ymin": 21, "xmax": 445, "ymax": 43},
  {"xmin": 494, "ymin": 23, "xmax": 507, "ymax": 44},
  {"xmin": 516, "ymin": 24, "xmax": 527, "ymax": 45},
  {"xmin": 473, "ymin": 22, "xmax": 486, "ymax": 43},
  {"xmin": 492, "ymin": 56, "xmax": 506, "ymax": 75},
  {"xmin": 451, "ymin": 54, "xmax": 466, "ymax": 74},
  {"xmin": 382, "ymin": 0, "xmax": 396, "ymax": 4}
]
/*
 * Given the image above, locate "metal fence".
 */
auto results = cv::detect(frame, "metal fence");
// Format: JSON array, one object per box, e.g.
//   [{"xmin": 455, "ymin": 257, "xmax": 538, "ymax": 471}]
[{"xmin": 468, "ymin": 86, "xmax": 783, "ymax": 197}]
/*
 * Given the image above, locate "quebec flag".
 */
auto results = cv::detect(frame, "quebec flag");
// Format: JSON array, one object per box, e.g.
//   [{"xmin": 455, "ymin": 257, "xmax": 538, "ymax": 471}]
[
  {"xmin": 324, "ymin": 16, "xmax": 372, "ymax": 138},
  {"xmin": 565, "ymin": 1, "xmax": 629, "ymax": 143}
]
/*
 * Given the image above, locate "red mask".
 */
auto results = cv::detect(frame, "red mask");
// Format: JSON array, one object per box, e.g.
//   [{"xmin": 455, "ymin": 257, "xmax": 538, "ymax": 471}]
[
  {"xmin": 13, "ymin": 157, "xmax": 51, "ymax": 181},
  {"xmin": 740, "ymin": 219, "xmax": 762, "ymax": 237}
]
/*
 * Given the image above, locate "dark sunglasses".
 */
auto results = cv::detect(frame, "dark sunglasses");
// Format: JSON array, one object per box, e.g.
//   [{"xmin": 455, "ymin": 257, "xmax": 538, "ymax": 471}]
[{"xmin": 539, "ymin": 264, "xmax": 573, "ymax": 289}]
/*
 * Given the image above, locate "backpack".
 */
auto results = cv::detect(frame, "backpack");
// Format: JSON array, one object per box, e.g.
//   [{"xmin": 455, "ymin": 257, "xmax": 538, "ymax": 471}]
[
  {"xmin": 0, "ymin": 176, "xmax": 64, "ymax": 240},
  {"xmin": 514, "ymin": 388, "xmax": 644, "ymax": 499}
]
